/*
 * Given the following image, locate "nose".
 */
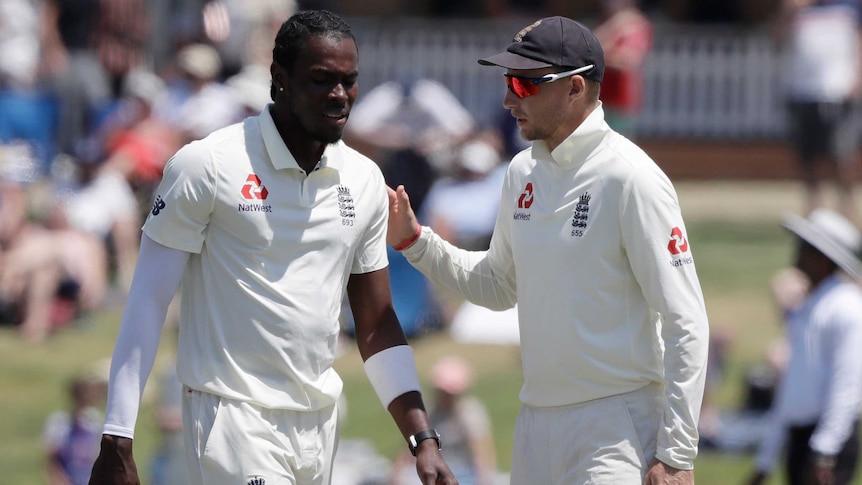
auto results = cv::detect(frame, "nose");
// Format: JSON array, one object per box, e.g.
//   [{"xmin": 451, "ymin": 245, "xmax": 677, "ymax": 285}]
[
  {"xmin": 330, "ymin": 83, "xmax": 348, "ymax": 101},
  {"xmin": 502, "ymin": 87, "xmax": 519, "ymax": 110}
]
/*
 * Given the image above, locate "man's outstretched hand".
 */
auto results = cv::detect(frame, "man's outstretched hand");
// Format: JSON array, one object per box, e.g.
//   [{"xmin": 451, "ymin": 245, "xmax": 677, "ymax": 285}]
[
  {"xmin": 89, "ymin": 435, "xmax": 140, "ymax": 485},
  {"xmin": 387, "ymin": 185, "xmax": 421, "ymax": 248}
]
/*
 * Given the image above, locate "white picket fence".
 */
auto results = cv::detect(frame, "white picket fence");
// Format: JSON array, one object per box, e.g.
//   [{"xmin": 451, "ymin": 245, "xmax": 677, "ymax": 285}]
[{"xmin": 349, "ymin": 18, "xmax": 786, "ymax": 140}]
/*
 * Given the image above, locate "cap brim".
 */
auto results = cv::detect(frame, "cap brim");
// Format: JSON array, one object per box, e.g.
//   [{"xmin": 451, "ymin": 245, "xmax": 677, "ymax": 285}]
[
  {"xmin": 782, "ymin": 213, "xmax": 862, "ymax": 279},
  {"xmin": 478, "ymin": 50, "xmax": 553, "ymax": 69}
]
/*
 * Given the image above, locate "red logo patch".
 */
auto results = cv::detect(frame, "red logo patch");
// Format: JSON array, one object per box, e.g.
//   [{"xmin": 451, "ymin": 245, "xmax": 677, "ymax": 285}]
[
  {"xmin": 667, "ymin": 226, "xmax": 689, "ymax": 255},
  {"xmin": 518, "ymin": 183, "xmax": 534, "ymax": 209},
  {"xmin": 241, "ymin": 174, "xmax": 268, "ymax": 200}
]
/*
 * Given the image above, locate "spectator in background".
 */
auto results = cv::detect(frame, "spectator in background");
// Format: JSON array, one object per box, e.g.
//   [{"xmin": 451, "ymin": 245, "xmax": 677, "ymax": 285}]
[
  {"xmin": 226, "ymin": 63, "xmax": 274, "ymax": 118},
  {"xmin": 773, "ymin": 0, "xmax": 862, "ymax": 223},
  {"xmin": 42, "ymin": 0, "xmax": 112, "ymax": 162},
  {"xmin": 200, "ymin": 0, "xmax": 298, "ymax": 77},
  {"xmin": 593, "ymin": 0, "xmax": 653, "ymax": 137},
  {"xmin": 46, "ymin": 152, "xmax": 140, "ymax": 293},
  {"xmin": 345, "ymin": 77, "xmax": 476, "ymax": 215},
  {"xmin": 97, "ymin": 68, "xmax": 180, "ymax": 213},
  {"xmin": 391, "ymin": 356, "xmax": 497, "ymax": 485},
  {"xmin": 420, "ymin": 135, "xmax": 506, "ymax": 252},
  {"xmin": 0, "ymin": 0, "xmax": 61, "ymax": 174},
  {"xmin": 426, "ymin": 356, "xmax": 497, "ymax": 485},
  {"xmin": 42, "ymin": 372, "xmax": 107, "ymax": 485},
  {"xmin": 149, "ymin": 360, "xmax": 191, "ymax": 485},
  {"xmin": 747, "ymin": 209, "xmax": 862, "ymax": 485},
  {"xmin": 154, "ymin": 42, "xmax": 243, "ymax": 144},
  {"xmin": 0, "ymin": 147, "xmax": 109, "ymax": 342},
  {"xmin": 92, "ymin": 0, "xmax": 150, "ymax": 97}
]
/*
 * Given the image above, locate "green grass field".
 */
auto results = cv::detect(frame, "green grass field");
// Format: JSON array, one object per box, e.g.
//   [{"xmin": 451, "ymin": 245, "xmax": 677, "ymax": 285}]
[{"xmin": 1, "ymin": 181, "xmax": 858, "ymax": 484}]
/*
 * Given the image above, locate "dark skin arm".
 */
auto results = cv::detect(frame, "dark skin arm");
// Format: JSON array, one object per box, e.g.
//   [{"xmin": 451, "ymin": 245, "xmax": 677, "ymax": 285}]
[{"xmin": 347, "ymin": 268, "xmax": 457, "ymax": 485}]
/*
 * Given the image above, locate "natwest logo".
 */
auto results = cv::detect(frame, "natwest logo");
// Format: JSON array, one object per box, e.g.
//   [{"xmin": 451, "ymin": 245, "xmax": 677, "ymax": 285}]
[
  {"xmin": 667, "ymin": 226, "xmax": 689, "ymax": 255},
  {"xmin": 241, "ymin": 174, "xmax": 268, "ymax": 200},
  {"xmin": 517, "ymin": 183, "xmax": 534, "ymax": 209}
]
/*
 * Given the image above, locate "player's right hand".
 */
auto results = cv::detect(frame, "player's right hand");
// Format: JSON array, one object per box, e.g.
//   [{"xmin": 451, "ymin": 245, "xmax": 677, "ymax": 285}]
[
  {"xmin": 89, "ymin": 435, "xmax": 140, "ymax": 485},
  {"xmin": 386, "ymin": 185, "xmax": 421, "ymax": 248}
]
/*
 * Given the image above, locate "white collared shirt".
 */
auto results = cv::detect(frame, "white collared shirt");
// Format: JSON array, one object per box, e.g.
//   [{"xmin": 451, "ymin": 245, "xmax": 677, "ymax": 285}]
[
  {"xmin": 755, "ymin": 274, "xmax": 862, "ymax": 471},
  {"xmin": 403, "ymin": 105, "xmax": 710, "ymax": 469},
  {"xmin": 143, "ymin": 105, "xmax": 389, "ymax": 410}
]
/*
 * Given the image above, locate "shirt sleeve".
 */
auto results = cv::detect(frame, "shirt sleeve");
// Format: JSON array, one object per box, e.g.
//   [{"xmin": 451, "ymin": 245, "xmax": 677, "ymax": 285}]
[
  {"xmin": 102, "ymin": 235, "xmax": 189, "ymax": 438},
  {"xmin": 401, "ymin": 175, "xmax": 517, "ymax": 311},
  {"xmin": 351, "ymin": 167, "xmax": 389, "ymax": 274},
  {"xmin": 620, "ymin": 167, "xmax": 710, "ymax": 470},
  {"xmin": 142, "ymin": 141, "xmax": 216, "ymax": 254},
  {"xmin": 810, "ymin": 296, "xmax": 862, "ymax": 455}
]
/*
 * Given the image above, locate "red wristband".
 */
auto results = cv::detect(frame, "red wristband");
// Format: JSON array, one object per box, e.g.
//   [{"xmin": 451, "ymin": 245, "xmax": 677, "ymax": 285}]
[{"xmin": 392, "ymin": 225, "xmax": 422, "ymax": 251}]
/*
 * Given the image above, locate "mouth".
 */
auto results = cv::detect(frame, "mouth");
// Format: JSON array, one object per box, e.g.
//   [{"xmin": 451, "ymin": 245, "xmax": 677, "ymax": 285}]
[{"xmin": 324, "ymin": 111, "xmax": 348, "ymax": 126}]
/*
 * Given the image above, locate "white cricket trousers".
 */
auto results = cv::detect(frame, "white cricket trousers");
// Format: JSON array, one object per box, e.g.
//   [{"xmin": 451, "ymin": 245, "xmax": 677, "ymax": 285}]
[
  {"xmin": 182, "ymin": 386, "xmax": 339, "ymax": 485},
  {"xmin": 510, "ymin": 382, "xmax": 663, "ymax": 485}
]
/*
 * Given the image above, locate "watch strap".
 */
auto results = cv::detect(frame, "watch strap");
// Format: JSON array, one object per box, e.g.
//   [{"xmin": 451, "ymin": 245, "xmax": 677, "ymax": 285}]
[{"xmin": 408, "ymin": 428, "xmax": 441, "ymax": 456}]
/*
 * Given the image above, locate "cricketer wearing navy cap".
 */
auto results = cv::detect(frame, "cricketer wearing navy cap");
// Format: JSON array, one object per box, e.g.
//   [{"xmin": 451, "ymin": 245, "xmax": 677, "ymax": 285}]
[{"xmin": 389, "ymin": 12, "xmax": 709, "ymax": 485}]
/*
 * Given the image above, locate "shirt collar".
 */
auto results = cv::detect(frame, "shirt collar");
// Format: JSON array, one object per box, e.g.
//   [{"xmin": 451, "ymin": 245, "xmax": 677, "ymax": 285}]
[
  {"xmin": 531, "ymin": 103, "xmax": 609, "ymax": 167},
  {"xmin": 258, "ymin": 104, "xmax": 347, "ymax": 172}
]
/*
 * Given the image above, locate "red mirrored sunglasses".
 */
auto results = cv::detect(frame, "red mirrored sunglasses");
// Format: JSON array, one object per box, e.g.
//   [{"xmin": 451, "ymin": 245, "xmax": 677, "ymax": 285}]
[{"xmin": 503, "ymin": 64, "xmax": 595, "ymax": 99}]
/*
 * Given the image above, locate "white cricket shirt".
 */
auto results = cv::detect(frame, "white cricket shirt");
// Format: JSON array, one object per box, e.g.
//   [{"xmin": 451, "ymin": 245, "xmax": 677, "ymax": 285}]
[
  {"xmin": 143, "ymin": 105, "xmax": 389, "ymax": 411},
  {"xmin": 403, "ymin": 105, "xmax": 709, "ymax": 468}
]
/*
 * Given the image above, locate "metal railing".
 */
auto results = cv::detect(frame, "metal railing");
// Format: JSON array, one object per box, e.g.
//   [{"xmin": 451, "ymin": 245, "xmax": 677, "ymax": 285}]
[{"xmin": 349, "ymin": 18, "xmax": 786, "ymax": 140}]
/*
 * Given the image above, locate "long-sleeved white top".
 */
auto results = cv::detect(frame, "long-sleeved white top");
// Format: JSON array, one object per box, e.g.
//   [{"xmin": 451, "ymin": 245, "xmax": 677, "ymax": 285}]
[
  {"xmin": 755, "ymin": 274, "xmax": 862, "ymax": 472},
  {"xmin": 402, "ymin": 106, "xmax": 709, "ymax": 469}
]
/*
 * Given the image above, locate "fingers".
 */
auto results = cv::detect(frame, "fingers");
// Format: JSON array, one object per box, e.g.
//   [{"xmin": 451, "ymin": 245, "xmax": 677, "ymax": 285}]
[
  {"xmin": 386, "ymin": 185, "xmax": 406, "ymax": 213},
  {"xmin": 386, "ymin": 185, "xmax": 397, "ymax": 204}
]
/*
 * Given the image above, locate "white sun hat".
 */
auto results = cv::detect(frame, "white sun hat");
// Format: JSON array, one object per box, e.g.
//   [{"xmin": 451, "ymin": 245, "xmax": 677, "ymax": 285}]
[{"xmin": 782, "ymin": 209, "xmax": 862, "ymax": 279}]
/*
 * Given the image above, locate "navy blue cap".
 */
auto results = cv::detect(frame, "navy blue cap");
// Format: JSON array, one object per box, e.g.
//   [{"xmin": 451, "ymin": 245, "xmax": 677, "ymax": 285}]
[{"xmin": 479, "ymin": 16, "xmax": 604, "ymax": 82}]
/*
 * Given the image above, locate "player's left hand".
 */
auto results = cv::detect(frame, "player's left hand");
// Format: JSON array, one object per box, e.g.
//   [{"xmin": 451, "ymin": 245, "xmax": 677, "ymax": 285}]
[
  {"xmin": 415, "ymin": 440, "xmax": 459, "ymax": 484},
  {"xmin": 644, "ymin": 458, "xmax": 694, "ymax": 485}
]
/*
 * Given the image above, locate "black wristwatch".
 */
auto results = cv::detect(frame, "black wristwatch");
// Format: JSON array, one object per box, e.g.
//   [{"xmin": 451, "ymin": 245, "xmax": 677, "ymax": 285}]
[{"xmin": 408, "ymin": 428, "xmax": 441, "ymax": 456}]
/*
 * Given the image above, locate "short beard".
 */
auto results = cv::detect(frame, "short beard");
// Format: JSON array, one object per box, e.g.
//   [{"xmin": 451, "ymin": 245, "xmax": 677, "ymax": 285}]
[{"xmin": 288, "ymin": 100, "xmax": 344, "ymax": 145}]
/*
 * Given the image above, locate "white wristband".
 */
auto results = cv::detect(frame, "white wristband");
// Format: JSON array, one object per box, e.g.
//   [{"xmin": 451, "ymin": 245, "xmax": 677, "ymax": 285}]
[{"xmin": 363, "ymin": 345, "xmax": 422, "ymax": 409}]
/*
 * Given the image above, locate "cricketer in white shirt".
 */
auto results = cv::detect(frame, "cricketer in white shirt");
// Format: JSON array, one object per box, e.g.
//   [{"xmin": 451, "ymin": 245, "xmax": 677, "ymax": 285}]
[{"xmin": 398, "ymin": 104, "xmax": 710, "ymax": 477}]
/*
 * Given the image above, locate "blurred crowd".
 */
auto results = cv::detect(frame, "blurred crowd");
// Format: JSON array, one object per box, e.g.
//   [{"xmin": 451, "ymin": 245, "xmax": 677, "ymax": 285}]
[{"xmin": 0, "ymin": 0, "xmax": 296, "ymax": 343}]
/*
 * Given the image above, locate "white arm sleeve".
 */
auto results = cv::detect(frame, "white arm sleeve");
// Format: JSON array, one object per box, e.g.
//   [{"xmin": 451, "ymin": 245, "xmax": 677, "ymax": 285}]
[{"xmin": 102, "ymin": 234, "xmax": 189, "ymax": 438}]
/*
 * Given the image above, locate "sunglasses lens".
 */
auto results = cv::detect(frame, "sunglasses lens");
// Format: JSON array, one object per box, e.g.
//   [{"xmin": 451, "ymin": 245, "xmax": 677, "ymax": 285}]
[{"xmin": 505, "ymin": 76, "xmax": 539, "ymax": 98}]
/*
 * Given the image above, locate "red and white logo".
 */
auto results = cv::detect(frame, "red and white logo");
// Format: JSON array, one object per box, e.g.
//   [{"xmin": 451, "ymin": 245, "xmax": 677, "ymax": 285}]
[
  {"xmin": 518, "ymin": 183, "xmax": 534, "ymax": 209},
  {"xmin": 241, "ymin": 174, "xmax": 268, "ymax": 200},
  {"xmin": 667, "ymin": 226, "xmax": 689, "ymax": 255}
]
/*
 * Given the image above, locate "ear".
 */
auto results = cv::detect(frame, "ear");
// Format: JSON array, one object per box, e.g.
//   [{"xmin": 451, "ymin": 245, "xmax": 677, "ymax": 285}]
[
  {"xmin": 569, "ymin": 75, "xmax": 587, "ymax": 99},
  {"xmin": 270, "ymin": 63, "xmax": 287, "ymax": 93}
]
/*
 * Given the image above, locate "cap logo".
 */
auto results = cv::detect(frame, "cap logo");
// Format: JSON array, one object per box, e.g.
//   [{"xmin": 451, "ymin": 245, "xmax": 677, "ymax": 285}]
[{"xmin": 514, "ymin": 20, "xmax": 542, "ymax": 42}]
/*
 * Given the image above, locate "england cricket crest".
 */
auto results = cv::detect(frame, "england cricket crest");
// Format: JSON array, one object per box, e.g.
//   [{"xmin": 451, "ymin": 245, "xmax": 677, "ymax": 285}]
[{"xmin": 571, "ymin": 192, "xmax": 591, "ymax": 238}]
